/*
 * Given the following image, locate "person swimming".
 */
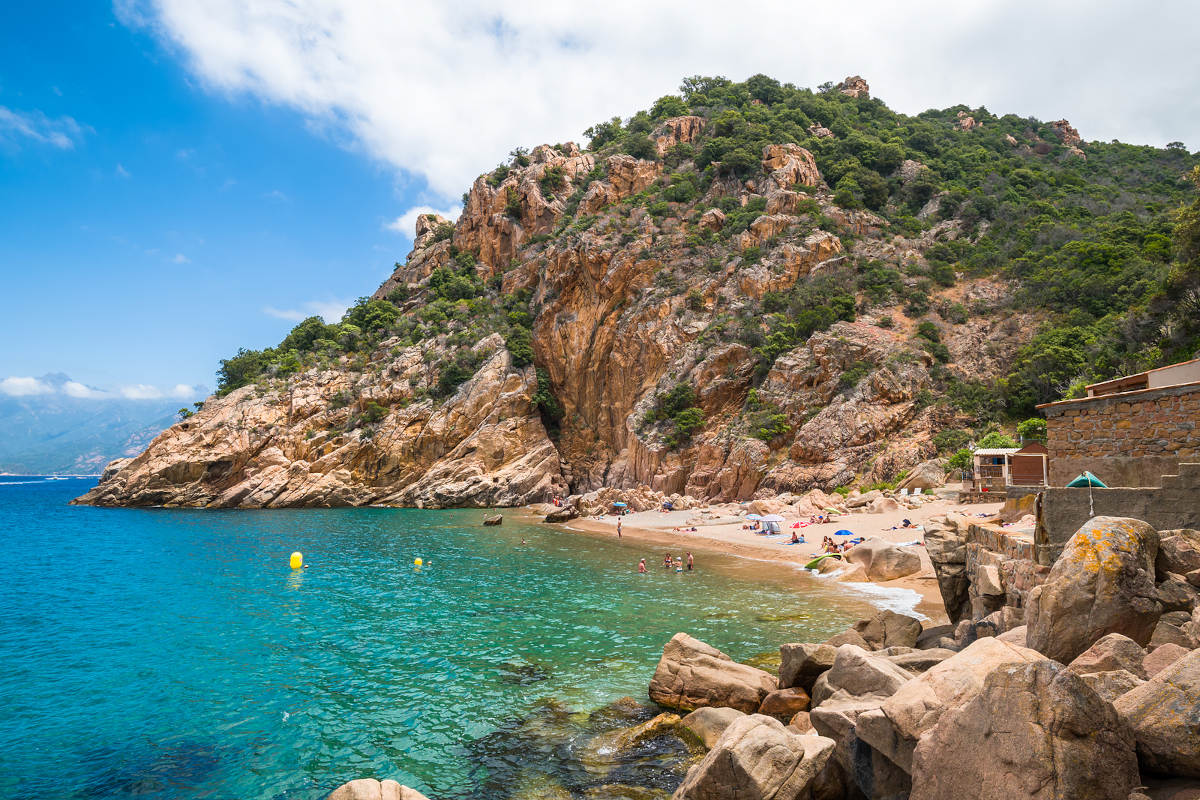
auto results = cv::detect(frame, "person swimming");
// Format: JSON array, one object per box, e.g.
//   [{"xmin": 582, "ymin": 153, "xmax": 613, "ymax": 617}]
[{"xmin": 638, "ymin": 558, "xmax": 647, "ymax": 573}]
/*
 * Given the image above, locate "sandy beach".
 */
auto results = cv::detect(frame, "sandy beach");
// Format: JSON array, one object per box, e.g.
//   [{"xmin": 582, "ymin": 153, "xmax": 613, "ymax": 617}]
[{"xmin": 551, "ymin": 496, "xmax": 1004, "ymax": 622}]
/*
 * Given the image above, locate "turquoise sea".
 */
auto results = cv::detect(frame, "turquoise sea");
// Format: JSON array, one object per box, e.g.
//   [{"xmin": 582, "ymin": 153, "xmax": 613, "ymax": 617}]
[{"xmin": 0, "ymin": 476, "xmax": 880, "ymax": 799}]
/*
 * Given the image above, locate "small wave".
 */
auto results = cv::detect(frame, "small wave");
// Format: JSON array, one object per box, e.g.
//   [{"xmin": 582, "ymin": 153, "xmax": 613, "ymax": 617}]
[{"xmin": 0, "ymin": 479, "xmax": 55, "ymax": 486}]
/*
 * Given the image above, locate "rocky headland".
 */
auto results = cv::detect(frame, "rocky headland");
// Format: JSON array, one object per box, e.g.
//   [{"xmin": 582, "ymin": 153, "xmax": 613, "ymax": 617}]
[{"xmin": 71, "ymin": 70, "xmax": 1169, "ymax": 510}]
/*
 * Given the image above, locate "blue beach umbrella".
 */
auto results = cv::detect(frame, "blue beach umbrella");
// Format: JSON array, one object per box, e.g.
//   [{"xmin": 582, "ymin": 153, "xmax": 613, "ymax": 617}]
[
  {"xmin": 612, "ymin": 501, "xmax": 628, "ymax": 507},
  {"xmin": 834, "ymin": 529, "xmax": 854, "ymax": 536}
]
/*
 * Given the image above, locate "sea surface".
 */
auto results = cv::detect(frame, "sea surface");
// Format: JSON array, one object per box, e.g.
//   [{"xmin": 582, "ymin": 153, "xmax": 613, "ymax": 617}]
[{"xmin": 0, "ymin": 476, "xmax": 881, "ymax": 799}]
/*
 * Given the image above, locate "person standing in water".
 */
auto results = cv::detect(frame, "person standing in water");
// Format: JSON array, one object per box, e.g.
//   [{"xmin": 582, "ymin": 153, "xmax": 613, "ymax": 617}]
[
  {"xmin": 638, "ymin": 558, "xmax": 646, "ymax": 573},
  {"xmin": 617, "ymin": 519, "xmax": 622, "ymax": 538},
  {"xmin": 686, "ymin": 552, "xmax": 693, "ymax": 571}
]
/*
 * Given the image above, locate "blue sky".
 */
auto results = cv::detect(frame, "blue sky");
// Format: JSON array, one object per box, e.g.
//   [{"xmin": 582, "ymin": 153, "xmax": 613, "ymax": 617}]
[
  {"xmin": 0, "ymin": 2, "xmax": 418, "ymax": 397},
  {"xmin": 1, "ymin": 0, "xmax": 1196, "ymax": 401}
]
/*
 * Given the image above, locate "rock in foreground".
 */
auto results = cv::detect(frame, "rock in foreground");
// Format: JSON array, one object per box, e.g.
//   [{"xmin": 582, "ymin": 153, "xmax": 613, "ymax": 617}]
[
  {"xmin": 327, "ymin": 779, "xmax": 430, "ymax": 800},
  {"xmin": 672, "ymin": 714, "xmax": 835, "ymax": 800},
  {"xmin": 649, "ymin": 633, "xmax": 777, "ymax": 713},
  {"xmin": 1026, "ymin": 516, "xmax": 1162, "ymax": 662},
  {"xmin": 910, "ymin": 660, "xmax": 1139, "ymax": 800},
  {"xmin": 1115, "ymin": 648, "xmax": 1200, "ymax": 777}
]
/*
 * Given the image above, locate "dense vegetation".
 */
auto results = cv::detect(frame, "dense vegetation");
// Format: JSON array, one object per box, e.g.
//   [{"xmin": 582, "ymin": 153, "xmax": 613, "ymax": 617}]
[{"xmin": 214, "ymin": 73, "xmax": 1198, "ymax": 450}]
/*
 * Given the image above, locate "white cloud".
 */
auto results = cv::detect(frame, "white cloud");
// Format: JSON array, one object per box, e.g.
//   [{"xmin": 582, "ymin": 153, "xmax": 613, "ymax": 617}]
[
  {"xmin": 123, "ymin": 0, "xmax": 1200, "ymax": 205},
  {"xmin": 120, "ymin": 384, "xmax": 164, "ymax": 400},
  {"xmin": 264, "ymin": 298, "xmax": 351, "ymax": 323},
  {"xmin": 0, "ymin": 376, "xmax": 54, "ymax": 396},
  {"xmin": 62, "ymin": 381, "xmax": 109, "ymax": 399},
  {"xmin": 172, "ymin": 253, "xmax": 190, "ymax": 263},
  {"xmin": 116, "ymin": 163, "xmax": 131, "ymax": 178},
  {"xmin": 0, "ymin": 106, "xmax": 87, "ymax": 150},
  {"xmin": 1, "ymin": 375, "xmax": 202, "ymax": 401},
  {"xmin": 263, "ymin": 188, "xmax": 290, "ymax": 202},
  {"xmin": 385, "ymin": 205, "xmax": 461, "ymax": 239}
]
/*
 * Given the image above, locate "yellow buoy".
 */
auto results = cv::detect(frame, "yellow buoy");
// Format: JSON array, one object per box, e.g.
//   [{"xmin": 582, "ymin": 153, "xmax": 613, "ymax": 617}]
[
  {"xmin": 413, "ymin": 557, "xmax": 423, "ymax": 567},
  {"xmin": 289, "ymin": 551, "xmax": 304, "ymax": 569}
]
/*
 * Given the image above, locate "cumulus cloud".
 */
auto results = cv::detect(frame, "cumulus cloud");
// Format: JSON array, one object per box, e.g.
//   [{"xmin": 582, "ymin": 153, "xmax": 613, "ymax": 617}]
[
  {"xmin": 264, "ymin": 299, "xmax": 352, "ymax": 323},
  {"xmin": 122, "ymin": 0, "xmax": 1199, "ymax": 204},
  {"xmin": 0, "ymin": 106, "xmax": 87, "ymax": 150},
  {"xmin": 0, "ymin": 376, "xmax": 55, "ymax": 396},
  {"xmin": 1, "ymin": 375, "xmax": 202, "ymax": 401},
  {"xmin": 62, "ymin": 381, "xmax": 109, "ymax": 399},
  {"xmin": 385, "ymin": 205, "xmax": 461, "ymax": 238},
  {"xmin": 120, "ymin": 384, "xmax": 165, "ymax": 399},
  {"xmin": 171, "ymin": 253, "xmax": 190, "ymax": 263}
]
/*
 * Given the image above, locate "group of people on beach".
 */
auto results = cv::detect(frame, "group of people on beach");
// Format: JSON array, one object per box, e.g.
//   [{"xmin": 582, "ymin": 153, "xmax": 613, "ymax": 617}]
[
  {"xmin": 637, "ymin": 552, "xmax": 693, "ymax": 573},
  {"xmin": 820, "ymin": 536, "xmax": 854, "ymax": 554}
]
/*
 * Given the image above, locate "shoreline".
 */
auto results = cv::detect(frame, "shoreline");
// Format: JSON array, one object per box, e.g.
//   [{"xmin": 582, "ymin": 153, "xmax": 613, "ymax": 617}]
[{"xmin": 531, "ymin": 497, "xmax": 1004, "ymax": 623}]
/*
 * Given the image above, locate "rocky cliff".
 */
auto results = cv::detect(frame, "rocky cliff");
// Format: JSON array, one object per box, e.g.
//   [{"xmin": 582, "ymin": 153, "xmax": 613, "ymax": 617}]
[{"xmin": 75, "ymin": 74, "xmax": 1197, "ymax": 508}]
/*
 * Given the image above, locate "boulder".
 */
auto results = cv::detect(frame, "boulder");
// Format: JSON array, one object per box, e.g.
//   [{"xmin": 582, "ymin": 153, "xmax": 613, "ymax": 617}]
[
  {"xmin": 1114, "ymin": 649, "xmax": 1200, "ymax": 776},
  {"xmin": 672, "ymin": 714, "xmax": 836, "ymax": 800},
  {"xmin": 1067, "ymin": 633, "xmax": 1148, "ymax": 679},
  {"xmin": 915, "ymin": 624, "xmax": 954, "ymax": 650},
  {"xmin": 1143, "ymin": 643, "xmax": 1190, "ymax": 678},
  {"xmin": 884, "ymin": 648, "xmax": 957, "ymax": 675},
  {"xmin": 1151, "ymin": 610, "xmax": 1196, "ymax": 649},
  {"xmin": 327, "ymin": 780, "xmax": 429, "ymax": 800},
  {"xmin": 779, "ymin": 643, "xmax": 837, "ymax": 691},
  {"xmin": 1078, "ymin": 669, "xmax": 1146, "ymax": 703},
  {"xmin": 924, "ymin": 518, "xmax": 972, "ymax": 623},
  {"xmin": 997, "ymin": 625, "xmax": 1028, "ymax": 645},
  {"xmin": 1157, "ymin": 574, "xmax": 1200, "ymax": 612},
  {"xmin": 824, "ymin": 629, "xmax": 871, "ymax": 649},
  {"xmin": 865, "ymin": 497, "xmax": 901, "ymax": 515},
  {"xmin": 845, "ymin": 490, "xmax": 882, "ymax": 509},
  {"xmin": 809, "ymin": 696, "xmax": 912, "ymax": 800},
  {"xmin": 543, "ymin": 505, "xmax": 579, "ymax": 523},
  {"xmin": 1156, "ymin": 530, "xmax": 1200, "ymax": 578},
  {"xmin": 1026, "ymin": 517, "xmax": 1162, "ymax": 662},
  {"xmin": 758, "ymin": 688, "xmax": 811, "ymax": 720},
  {"xmin": 854, "ymin": 637, "xmax": 1044, "ymax": 774},
  {"xmin": 648, "ymin": 633, "xmax": 777, "ymax": 713},
  {"xmin": 844, "ymin": 539, "xmax": 922, "ymax": 582},
  {"xmin": 680, "ymin": 706, "xmax": 746, "ymax": 750},
  {"xmin": 787, "ymin": 711, "xmax": 813, "ymax": 734},
  {"xmin": 852, "ymin": 610, "xmax": 923, "ymax": 650},
  {"xmin": 810, "ymin": 644, "xmax": 911, "ymax": 708},
  {"xmin": 483, "ymin": 513, "xmax": 503, "ymax": 526},
  {"xmin": 910, "ymin": 660, "xmax": 1140, "ymax": 800},
  {"xmin": 897, "ymin": 460, "xmax": 945, "ymax": 491}
]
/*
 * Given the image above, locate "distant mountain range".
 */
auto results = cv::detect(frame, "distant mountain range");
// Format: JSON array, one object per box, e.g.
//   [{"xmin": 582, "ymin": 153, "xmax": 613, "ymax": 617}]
[{"xmin": 0, "ymin": 375, "xmax": 204, "ymax": 475}]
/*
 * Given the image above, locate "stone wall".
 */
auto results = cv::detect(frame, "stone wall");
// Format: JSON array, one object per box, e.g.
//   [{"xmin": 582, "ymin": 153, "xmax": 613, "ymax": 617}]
[
  {"xmin": 1041, "ymin": 382, "xmax": 1200, "ymax": 487},
  {"xmin": 1036, "ymin": 463, "xmax": 1200, "ymax": 558}
]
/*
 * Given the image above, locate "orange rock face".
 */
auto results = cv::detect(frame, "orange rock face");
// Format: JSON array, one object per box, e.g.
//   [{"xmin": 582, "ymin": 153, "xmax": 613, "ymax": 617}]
[{"xmin": 79, "ymin": 133, "xmax": 1032, "ymax": 508}]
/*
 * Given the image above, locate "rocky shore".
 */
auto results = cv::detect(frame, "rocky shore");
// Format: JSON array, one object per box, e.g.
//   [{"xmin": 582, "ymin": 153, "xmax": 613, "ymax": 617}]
[{"xmin": 329, "ymin": 515, "xmax": 1200, "ymax": 799}]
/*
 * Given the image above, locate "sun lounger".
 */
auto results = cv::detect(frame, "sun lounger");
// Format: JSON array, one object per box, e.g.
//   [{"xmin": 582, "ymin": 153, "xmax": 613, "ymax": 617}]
[
  {"xmin": 899, "ymin": 488, "xmax": 909, "ymax": 497},
  {"xmin": 911, "ymin": 487, "xmax": 921, "ymax": 495}
]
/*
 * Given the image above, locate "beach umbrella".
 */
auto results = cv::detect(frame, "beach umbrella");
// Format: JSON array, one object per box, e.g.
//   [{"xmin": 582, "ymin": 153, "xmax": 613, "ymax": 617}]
[
  {"xmin": 834, "ymin": 529, "xmax": 854, "ymax": 536},
  {"xmin": 744, "ymin": 513, "xmax": 763, "ymax": 520},
  {"xmin": 612, "ymin": 501, "xmax": 628, "ymax": 507},
  {"xmin": 760, "ymin": 514, "xmax": 785, "ymax": 522}
]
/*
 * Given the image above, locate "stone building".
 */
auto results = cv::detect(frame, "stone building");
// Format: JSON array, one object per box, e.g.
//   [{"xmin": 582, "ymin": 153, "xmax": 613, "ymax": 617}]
[{"xmin": 1038, "ymin": 358, "xmax": 1200, "ymax": 487}]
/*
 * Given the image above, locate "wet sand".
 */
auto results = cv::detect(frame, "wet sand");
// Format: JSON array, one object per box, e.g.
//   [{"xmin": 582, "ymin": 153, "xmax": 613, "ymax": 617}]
[{"xmin": 554, "ymin": 497, "xmax": 1003, "ymax": 623}]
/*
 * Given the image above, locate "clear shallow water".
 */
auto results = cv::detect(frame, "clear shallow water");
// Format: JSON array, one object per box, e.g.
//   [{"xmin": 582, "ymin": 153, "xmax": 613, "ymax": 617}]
[{"xmin": 0, "ymin": 477, "xmax": 874, "ymax": 799}]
